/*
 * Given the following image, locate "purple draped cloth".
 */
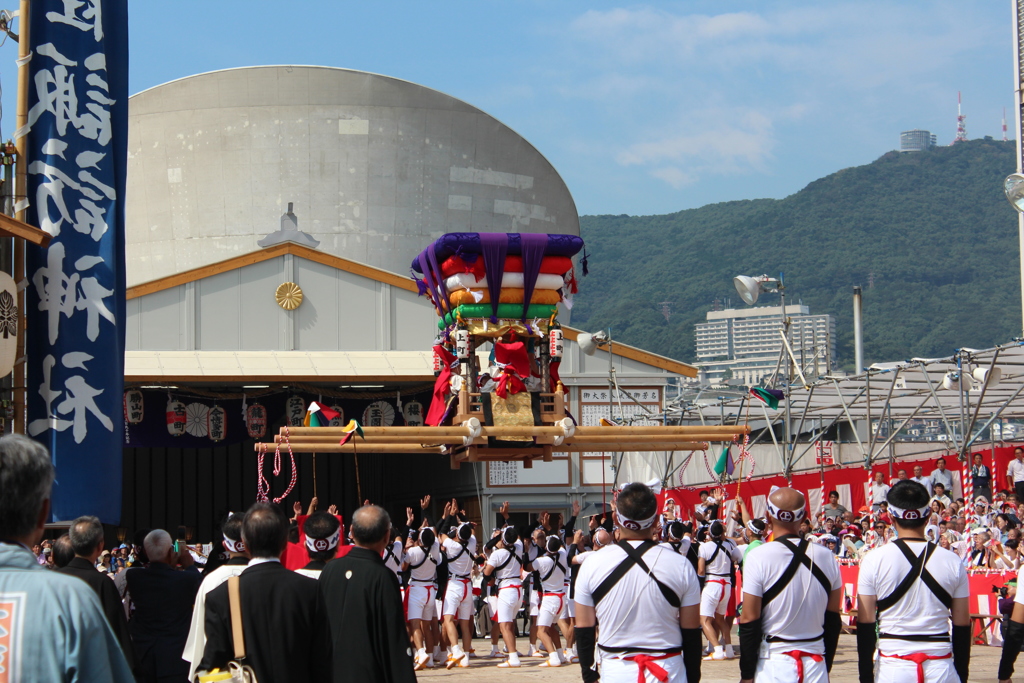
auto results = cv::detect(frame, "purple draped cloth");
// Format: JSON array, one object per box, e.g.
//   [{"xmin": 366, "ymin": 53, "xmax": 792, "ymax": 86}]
[
  {"xmin": 518, "ymin": 233, "xmax": 549, "ymax": 320},
  {"xmin": 480, "ymin": 233, "xmax": 509, "ymax": 323}
]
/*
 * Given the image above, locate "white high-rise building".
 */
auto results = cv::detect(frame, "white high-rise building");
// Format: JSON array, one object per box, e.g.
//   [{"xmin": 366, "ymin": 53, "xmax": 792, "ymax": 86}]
[{"xmin": 695, "ymin": 305, "xmax": 836, "ymax": 385}]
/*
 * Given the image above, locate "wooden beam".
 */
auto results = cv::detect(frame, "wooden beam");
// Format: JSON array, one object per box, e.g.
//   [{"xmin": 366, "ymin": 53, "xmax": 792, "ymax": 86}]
[
  {"xmin": 254, "ymin": 443, "xmax": 445, "ymax": 454},
  {"xmin": 126, "ymin": 242, "xmax": 419, "ymax": 300},
  {"xmin": 561, "ymin": 325, "xmax": 698, "ymax": 378},
  {"xmin": 125, "ymin": 374, "xmax": 434, "ymax": 384},
  {"xmin": 0, "ymin": 212, "xmax": 50, "ymax": 247},
  {"xmin": 278, "ymin": 425, "xmax": 747, "ymax": 438}
]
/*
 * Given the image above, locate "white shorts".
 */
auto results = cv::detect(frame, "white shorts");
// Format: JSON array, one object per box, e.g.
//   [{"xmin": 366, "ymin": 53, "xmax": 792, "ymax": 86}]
[
  {"xmin": 567, "ymin": 595, "xmax": 576, "ymax": 618},
  {"xmin": 601, "ymin": 653, "xmax": 684, "ymax": 683},
  {"xmin": 699, "ymin": 579, "xmax": 730, "ymax": 617},
  {"xmin": 529, "ymin": 589, "xmax": 540, "ymax": 616},
  {"xmin": 496, "ymin": 583, "xmax": 523, "ymax": 623},
  {"xmin": 443, "ymin": 577, "xmax": 474, "ymax": 620},
  {"xmin": 537, "ymin": 592, "xmax": 567, "ymax": 628},
  {"xmin": 754, "ymin": 649, "xmax": 828, "ymax": 683},
  {"xmin": 877, "ymin": 650, "xmax": 956, "ymax": 683},
  {"xmin": 405, "ymin": 582, "xmax": 437, "ymax": 621}
]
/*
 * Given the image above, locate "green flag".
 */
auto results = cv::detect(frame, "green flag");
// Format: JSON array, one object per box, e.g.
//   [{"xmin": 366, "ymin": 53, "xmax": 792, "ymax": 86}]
[{"xmin": 713, "ymin": 446, "xmax": 734, "ymax": 477}]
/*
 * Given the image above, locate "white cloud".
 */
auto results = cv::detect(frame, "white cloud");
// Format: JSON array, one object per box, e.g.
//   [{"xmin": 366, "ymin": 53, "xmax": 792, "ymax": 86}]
[{"xmin": 617, "ymin": 109, "xmax": 776, "ymax": 186}]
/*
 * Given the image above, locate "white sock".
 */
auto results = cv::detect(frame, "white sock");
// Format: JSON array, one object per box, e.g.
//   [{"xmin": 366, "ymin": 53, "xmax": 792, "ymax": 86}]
[
  {"xmin": 452, "ymin": 644, "xmax": 464, "ymax": 658},
  {"xmin": 549, "ymin": 652, "xmax": 561, "ymax": 665},
  {"xmin": 725, "ymin": 644, "xmax": 734, "ymax": 656},
  {"xmin": 416, "ymin": 647, "xmax": 426, "ymax": 659},
  {"xmin": 714, "ymin": 645, "xmax": 724, "ymax": 654},
  {"xmin": 507, "ymin": 651, "xmax": 520, "ymax": 666}
]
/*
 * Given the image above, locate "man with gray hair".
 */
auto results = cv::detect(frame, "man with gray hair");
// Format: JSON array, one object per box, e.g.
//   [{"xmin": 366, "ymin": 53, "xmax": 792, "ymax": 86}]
[
  {"xmin": 58, "ymin": 515, "xmax": 134, "ymax": 661},
  {"xmin": 321, "ymin": 504, "xmax": 416, "ymax": 683},
  {"xmin": 0, "ymin": 434, "xmax": 134, "ymax": 681},
  {"xmin": 126, "ymin": 528, "xmax": 202, "ymax": 682}
]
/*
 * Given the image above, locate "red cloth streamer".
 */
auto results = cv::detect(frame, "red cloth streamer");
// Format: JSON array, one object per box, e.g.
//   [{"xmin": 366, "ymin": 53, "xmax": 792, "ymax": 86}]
[
  {"xmin": 426, "ymin": 345, "xmax": 457, "ymax": 426},
  {"xmin": 494, "ymin": 368, "xmax": 525, "ymax": 399}
]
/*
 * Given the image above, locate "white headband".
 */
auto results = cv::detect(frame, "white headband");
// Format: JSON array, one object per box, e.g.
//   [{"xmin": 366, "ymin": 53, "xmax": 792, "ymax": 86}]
[
  {"xmin": 887, "ymin": 502, "xmax": 931, "ymax": 521},
  {"xmin": 223, "ymin": 536, "xmax": 245, "ymax": 553},
  {"xmin": 616, "ymin": 510, "xmax": 657, "ymax": 531},
  {"xmin": 306, "ymin": 526, "xmax": 341, "ymax": 553},
  {"xmin": 746, "ymin": 519, "xmax": 764, "ymax": 535},
  {"xmin": 765, "ymin": 498, "xmax": 805, "ymax": 523}
]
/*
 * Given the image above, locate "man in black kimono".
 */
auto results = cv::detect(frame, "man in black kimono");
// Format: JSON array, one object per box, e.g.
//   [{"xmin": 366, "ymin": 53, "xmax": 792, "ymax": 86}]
[
  {"xmin": 320, "ymin": 505, "xmax": 416, "ymax": 683},
  {"xmin": 200, "ymin": 503, "xmax": 331, "ymax": 683}
]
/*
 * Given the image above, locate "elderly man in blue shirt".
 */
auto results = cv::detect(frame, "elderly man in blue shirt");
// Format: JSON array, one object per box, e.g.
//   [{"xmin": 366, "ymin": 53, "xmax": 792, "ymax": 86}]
[{"xmin": 0, "ymin": 434, "xmax": 134, "ymax": 682}]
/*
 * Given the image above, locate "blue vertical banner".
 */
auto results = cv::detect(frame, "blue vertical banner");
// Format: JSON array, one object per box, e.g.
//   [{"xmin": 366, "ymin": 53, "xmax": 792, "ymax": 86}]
[{"xmin": 24, "ymin": 0, "xmax": 128, "ymax": 523}]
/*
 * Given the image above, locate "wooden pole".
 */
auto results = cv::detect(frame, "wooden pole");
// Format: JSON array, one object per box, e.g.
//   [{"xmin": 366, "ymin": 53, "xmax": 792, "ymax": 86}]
[
  {"xmin": 554, "ymin": 442, "xmax": 707, "ymax": 453},
  {"xmin": 276, "ymin": 432, "xmax": 736, "ymax": 445},
  {"xmin": 255, "ymin": 443, "xmax": 446, "ymax": 454},
  {"xmin": 277, "ymin": 425, "xmax": 747, "ymax": 438},
  {"xmin": 12, "ymin": 0, "xmax": 29, "ymax": 434}
]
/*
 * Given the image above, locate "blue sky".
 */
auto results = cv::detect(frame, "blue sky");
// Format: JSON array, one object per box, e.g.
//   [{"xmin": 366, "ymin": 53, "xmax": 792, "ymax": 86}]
[{"xmin": 7, "ymin": 1, "xmax": 1012, "ymax": 216}]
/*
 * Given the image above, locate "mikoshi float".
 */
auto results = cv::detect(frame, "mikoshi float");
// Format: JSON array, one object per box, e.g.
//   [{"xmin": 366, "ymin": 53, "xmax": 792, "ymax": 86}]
[{"xmin": 254, "ymin": 232, "xmax": 749, "ymax": 467}]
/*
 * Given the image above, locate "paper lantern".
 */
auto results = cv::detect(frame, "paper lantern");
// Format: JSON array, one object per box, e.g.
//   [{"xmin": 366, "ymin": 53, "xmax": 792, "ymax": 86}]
[
  {"xmin": 246, "ymin": 403, "xmax": 267, "ymax": 439},
  {"xmin": 454, "ymin": 327, "xmax": 470, "ymax": 360},
  {"xmin": 0, "ymin": 271, "xmax": 17, "ymax": 378},
  {"xmin": 432, "ymin": 347, "xmax": 443, "ymax": 373},
  {"xmin": 287, "ymin": 395, "xmax": 306, "ymax": 427},
  {"xmin": 549, "ymin": 327, "xmax": 563, "ymax": 360},
  {"xmin": 185, "ymin": 403, "xmax": 210, "ymax": 437},
  {"xmin": 166, "ymin": 400, "xmax": 187, "ymax": 437},
  {"xmin": 123, "ymin": 390, "xmax": 144, "ymax": 424},
  {"xmin": 362, "ymin": 401, "xmax": 396, "ymax": 427},
  {"xmin": 403, "ymin": 401, "xmax": 424, "ymax": 427},
  {"xmin": 329, "ymin": 406, "xmax": 346, "ymax": 427},
  {"xmin": 208, "ymin": 405, "xmax": 227, "ymax": 442}
]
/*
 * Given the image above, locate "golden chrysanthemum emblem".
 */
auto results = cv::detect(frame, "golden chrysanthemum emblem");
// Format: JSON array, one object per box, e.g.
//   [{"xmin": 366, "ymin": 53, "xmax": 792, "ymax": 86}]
[{"xmin": 275, "ymin": 282, "xmax": 303, "ymax": 310}]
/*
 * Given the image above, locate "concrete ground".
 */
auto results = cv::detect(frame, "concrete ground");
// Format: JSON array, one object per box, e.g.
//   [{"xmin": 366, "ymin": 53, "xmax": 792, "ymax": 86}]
[{"xmin": 417, "ymin": 634, "xmax": 1003, "ymax": 681}]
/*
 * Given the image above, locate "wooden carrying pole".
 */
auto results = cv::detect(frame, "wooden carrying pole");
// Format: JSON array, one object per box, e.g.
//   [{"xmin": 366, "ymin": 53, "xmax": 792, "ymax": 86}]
[
  {"xmin": 275, "ymin": 433, "xmax": 738, "ymax": 445},
  {"xmin": 277, "ymin": 425, "xmax": 747, "ymax": 438},
  {"xmin": 12, "ymin": 0, "xmax": 28, "ymax": 433},
  {"xmin": 255, "ymin": 441, "xmax": 707, "ymax": 454}
]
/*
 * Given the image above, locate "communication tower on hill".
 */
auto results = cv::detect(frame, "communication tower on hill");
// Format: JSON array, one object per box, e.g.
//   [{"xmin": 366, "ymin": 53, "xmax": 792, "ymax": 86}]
[
  {"xmin": 952, "ymin": 91, "xmax": 968, "ymax": 144},
  {"xmin": 1005, "ymin": 107, "xmax": 1010, "ymax": 141},
  {"xmin": 659, "ymin": 301, "xmax": 674, "ymax": 321}
]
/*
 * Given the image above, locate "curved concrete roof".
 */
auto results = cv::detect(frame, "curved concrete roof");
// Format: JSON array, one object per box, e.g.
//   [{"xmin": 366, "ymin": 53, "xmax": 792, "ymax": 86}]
[{"xmin": 125, "ymin": 66, "xmax": 579, "ymax": 288}]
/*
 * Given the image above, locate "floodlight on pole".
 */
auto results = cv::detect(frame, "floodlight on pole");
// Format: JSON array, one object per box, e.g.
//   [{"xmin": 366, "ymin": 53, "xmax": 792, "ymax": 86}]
[
  {"xmin": 733, "ymin": 274, "xmax": 781, "ymax": 306},
  {"xmin": 733, "ymin": 272, "xmax": 793, "ymax": 474},
  {"xmin": 577, "ymin": 330, "xmax": 609, "ymax": 356}
]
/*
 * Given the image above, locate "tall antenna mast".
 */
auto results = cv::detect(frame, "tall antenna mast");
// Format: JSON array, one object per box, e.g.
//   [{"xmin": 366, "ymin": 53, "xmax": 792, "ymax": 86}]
[
  {"xmin": 1005, "ymin": 107, "xmax": 1010, "ymax": 141},
  {"xmin": 953, "ymin": 91, "xmax": 968, "ymax": 144}
]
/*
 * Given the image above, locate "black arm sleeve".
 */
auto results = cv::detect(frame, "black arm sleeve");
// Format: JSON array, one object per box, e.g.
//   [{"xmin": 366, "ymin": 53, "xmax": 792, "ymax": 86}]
[
  {"xmin": 681, "ymin": 627, "xmax": 702, "ymax": 683},
  {"xmin": 739, "ymin": 618, "xmax": 762, "ymax": 680},
  {"xmin": 823, "ymin": 610, "xmax": 842, "ymax": 671},
  {"xmin": 999, "ymin": 618, "xmax": 1024, "ymax": 680},
  {"xmin": 563, "ymin": 515, "xmax": 577, "ymax": 536},
  {"xmin": 484, "ymin": 535, "xmax": 501, "ymax": 552},
  {"xmin": 576, "ymin": 625, "xmax": 599, "ymax": 683},
  {"xmin": 567, "ymin": 543, "xmax": 579, "ymax": 562},
  {"xmin": 951, "ymin": 623, "xmax": 970, "ymax": 683},
  {"xmin": 856, "ymin": 621, "xmax": 877, "ymax": 683}
]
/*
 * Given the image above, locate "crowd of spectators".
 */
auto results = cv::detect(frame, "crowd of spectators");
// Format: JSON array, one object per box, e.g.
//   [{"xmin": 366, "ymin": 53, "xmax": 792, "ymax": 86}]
[{"xmin": 671, "ymin": 451, "xmax": 1024, "ymax": 572}]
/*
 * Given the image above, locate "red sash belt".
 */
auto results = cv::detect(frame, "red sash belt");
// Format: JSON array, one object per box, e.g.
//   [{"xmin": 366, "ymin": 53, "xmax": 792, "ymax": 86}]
[
  {"xmin": 880, "ymin": 651, "xmax": 952, "ymax": 683},
  {"xmin": 403, "ymin": 584, "xmax": 435, "ymax": 619},
  {"xmin": 779, "ymin": 650, "xmax": 823, "ymax": 683},
  {"xmin": 543, "ymin": 591, "xmax": 565, "ymax": 616},
  {"xmin": 621, "ymin": 652, "xmax": 675, "ymax": 683}
]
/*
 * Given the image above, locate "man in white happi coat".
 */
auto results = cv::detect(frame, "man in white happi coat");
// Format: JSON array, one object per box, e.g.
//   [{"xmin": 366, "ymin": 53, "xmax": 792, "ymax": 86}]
[
  {"xmin": 574, "ymin": 482, "xmax": 703, "ymax": 683},
  {"xmin": 698, "ymin": 520, "xmax": 743, "ymax": 660},
  {"xmin": 858, "ymin": 480, "xmax": 970, "ymax": 683},
  {"xmin": 483, "ymin": 526, "xmax": 530, "ymax": 668},
  {"xmin": 739, "ymin": 486, "xmax": 843, "ymax": 683},
  {"xmin": 403, "ymin": 527, "xmax": 440, "ymax": 670}
]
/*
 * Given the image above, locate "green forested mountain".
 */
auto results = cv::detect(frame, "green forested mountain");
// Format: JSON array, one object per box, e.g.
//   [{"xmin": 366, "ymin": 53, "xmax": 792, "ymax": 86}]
[{"xmin": 572, "ymin": 139, "xmax": 1020, "ymax": 369}]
